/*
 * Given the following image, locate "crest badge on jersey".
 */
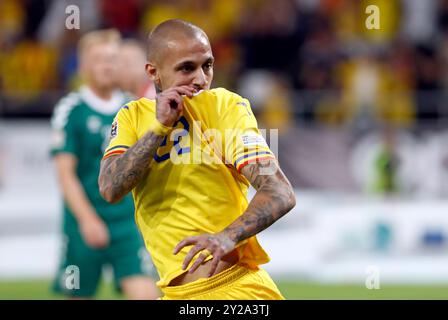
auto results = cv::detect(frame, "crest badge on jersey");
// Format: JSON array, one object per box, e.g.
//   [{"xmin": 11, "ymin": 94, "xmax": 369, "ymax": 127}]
[
  {"xmin": 87, "ymin": 115, "xmax": 101, "ymax": 133},
  {"xmin": 110, "ymin": 120, "xmax": 118, "ymax": 139}
]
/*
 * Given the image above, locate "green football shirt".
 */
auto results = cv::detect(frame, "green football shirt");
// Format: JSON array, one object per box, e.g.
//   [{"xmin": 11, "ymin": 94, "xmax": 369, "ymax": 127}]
[{"xmin": 50, "ymin": 86, "xmax": 134, "ymax": 233}]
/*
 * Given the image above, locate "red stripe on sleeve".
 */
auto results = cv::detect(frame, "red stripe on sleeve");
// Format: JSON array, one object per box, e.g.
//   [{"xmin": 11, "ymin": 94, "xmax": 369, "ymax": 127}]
[
  {"xmin": 102, "ymin": 149, "xmax": 126, "ymax": 160},
  {"xmin": 236, "ymin": 155, "xmax": 276, "ymax": 173}
]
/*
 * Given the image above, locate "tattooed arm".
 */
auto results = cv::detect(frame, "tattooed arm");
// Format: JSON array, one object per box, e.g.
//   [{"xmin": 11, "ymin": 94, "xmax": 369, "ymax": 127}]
[
  {"xmin": 221, "ymin": 159, "xmax": 296, "ymax": 243},
  {"xmin": 99, "ymin": 131, "xmax": 165, "ymax": 203},
  {"xmin": 99, "ymin": 85, "xmax": 196, "ymax": 203},
  {"xmin": 174, "ymin": 159, "xmax": 296, "ymax": 276}
]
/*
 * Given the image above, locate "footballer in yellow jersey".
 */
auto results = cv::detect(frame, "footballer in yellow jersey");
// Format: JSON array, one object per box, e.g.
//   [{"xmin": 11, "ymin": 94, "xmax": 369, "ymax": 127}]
[{"xmin": 99, "ymin": 19, "xmax": 296, "ymax": 300}]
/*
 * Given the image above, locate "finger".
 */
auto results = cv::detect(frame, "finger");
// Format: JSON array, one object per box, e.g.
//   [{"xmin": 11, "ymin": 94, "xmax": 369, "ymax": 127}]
[
  {"xmin": 164, "ymin": 96, "xmax": 183, "ymax": 110},
  {"xmin": 208, "ymin": 254, "xmax": 222, "ymax": 277},
  {"xmin": 188, "ymin": 253, "xmax": 208, "ymax": 274},
  {"xmin": 182, "ymin": 244, "xmax": 204, "ymax": 270},
  {"xmin": 166, "ymin": 84, "xmax": 196, "ymax": 95},
  {"xmin": 176, "ymin": 100, "xmax": 184, "ymax": 113},
  {"xmin": 161, "ymin": 87, "xmax": 187, "ymax": 99},
  {"xmin": 173, "ymin": 236, "xmax": 198, "ymax": 255},
  {"xmin": 160, "ymin": 92, "xmax": 182, "ymax": 106},
  {"xmin": 159, "ymin": 90, "xmax": 181, "ymax": 99},
  {"xmin": 172, "ymin": 86, "xmax": 195, "ymax": 98}
]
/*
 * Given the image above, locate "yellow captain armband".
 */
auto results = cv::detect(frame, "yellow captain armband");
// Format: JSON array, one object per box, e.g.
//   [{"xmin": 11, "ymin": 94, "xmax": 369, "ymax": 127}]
[{"xmin": 149, "ymin": 118, "xmax": 173, "ymax": 136}]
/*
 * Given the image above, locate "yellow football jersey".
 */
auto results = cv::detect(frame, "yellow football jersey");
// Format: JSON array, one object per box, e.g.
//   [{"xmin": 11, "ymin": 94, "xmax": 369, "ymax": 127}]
[{"xmin": 103, "ymin": 88, "xmax": 276, "ymax": 288}]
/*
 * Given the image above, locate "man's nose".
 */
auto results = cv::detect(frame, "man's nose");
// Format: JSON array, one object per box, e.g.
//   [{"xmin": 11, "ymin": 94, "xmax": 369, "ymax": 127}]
[{"xmin": 192, "ymin": 69, "xmax": 207, "ymax": 89}]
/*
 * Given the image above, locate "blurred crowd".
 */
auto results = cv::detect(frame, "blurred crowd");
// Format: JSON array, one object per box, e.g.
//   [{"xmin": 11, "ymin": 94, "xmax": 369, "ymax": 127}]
[
  {"xmin": 3, "ymin": 0, "xmax": 448, "ymax": 195},
  {"xmin": 1, "ymin": 0, "xmax": 448, "ymax": 130}
]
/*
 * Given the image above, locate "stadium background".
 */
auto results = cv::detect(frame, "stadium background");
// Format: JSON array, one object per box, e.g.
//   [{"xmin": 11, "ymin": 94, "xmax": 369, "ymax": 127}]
[{"xmin": 2, "ymin": 0, "xmax": 448, "ymax": 299}]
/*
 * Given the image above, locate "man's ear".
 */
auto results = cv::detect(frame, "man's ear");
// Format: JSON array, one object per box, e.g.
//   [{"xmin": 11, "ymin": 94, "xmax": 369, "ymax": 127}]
[{"xmin": 146, "ymin": 62, "xmax": 160, "ymax": 88}]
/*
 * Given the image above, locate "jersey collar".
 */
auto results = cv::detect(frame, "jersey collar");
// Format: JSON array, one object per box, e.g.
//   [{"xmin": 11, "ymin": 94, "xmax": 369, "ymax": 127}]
[{"xmin": 79, "ymin": 85, "xmax": 124, "ymax": 115}]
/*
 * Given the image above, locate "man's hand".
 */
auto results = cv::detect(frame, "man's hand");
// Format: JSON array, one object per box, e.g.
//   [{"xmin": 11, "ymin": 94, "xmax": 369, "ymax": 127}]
[
  {"xmin": 173, "ymin": 232, "xmax": 237, "ymax": 277},
  {"xmin": 156, "ymin": 86, "xmax": 196, "ymax": 127},
  {"xmin": 79, "ymin": 215, "xmax": 110, "ymax": 249}
]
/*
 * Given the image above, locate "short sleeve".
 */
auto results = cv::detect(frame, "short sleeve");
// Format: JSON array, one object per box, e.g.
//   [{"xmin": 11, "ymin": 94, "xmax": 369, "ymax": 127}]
[
  {"xmin": 50, "ymin": 94, "xmax": 80, "ymax": 157},
  {"xmin": 103, "ymin": 105, "xmax": 137, "ymax": 159},
  {"xmin": 219, "ymin": 95, "xmax": 276, "ymax": 173}
]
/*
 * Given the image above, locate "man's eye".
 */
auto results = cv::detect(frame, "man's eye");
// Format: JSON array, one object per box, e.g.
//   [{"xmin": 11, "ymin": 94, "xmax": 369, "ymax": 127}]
[
  {"xmin": 181, "ymin": 66, "xmax": 194, "ymax": 72},
  {"xmin": 203, "ymin": 63, "xmax": 213, "ymax": 70}
]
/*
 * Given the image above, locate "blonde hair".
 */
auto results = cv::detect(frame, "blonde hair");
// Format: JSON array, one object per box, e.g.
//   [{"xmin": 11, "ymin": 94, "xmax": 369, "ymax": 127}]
[{"xmin": 78, "ymin": 29, "xmax": 121, "ymax": 61}]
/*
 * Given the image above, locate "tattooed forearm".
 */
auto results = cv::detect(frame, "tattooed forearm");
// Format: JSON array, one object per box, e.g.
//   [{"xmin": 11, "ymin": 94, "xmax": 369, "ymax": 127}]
[
  {"xmin": 99, "ymin": 131, "xmax": 165, "ymax": 203},
  {"xmin": 221, "ymin": 160, "xmax": 296, "ymax": 244}
]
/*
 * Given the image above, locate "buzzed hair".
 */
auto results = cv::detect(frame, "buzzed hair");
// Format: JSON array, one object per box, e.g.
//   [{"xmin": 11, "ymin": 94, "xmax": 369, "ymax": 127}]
[{"xmin": 147, "ymin": 19, "xmax": 209, "ymax": 63}]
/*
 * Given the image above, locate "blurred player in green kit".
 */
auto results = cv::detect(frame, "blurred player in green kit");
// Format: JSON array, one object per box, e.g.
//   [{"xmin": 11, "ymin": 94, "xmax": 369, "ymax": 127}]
[{"xmin": 50, "ymin": 29, "xmax": 159, "ymax": 299}]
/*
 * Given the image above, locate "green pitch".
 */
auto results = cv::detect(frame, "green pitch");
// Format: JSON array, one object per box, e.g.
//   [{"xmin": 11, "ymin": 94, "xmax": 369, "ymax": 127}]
[
  {"xmin": 277, "ymin": 281, "xmax": 448, "ymax": 300},
  {"xmin": 0, "ymin": 280, "xmax": 447, "ymax": 299}
]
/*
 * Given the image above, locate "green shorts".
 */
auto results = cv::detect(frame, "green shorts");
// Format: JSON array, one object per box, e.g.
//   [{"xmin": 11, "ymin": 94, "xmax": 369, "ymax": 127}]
[{"xmin": 52, "ymin": 222, "xmax": 158, "ymax": 298}]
